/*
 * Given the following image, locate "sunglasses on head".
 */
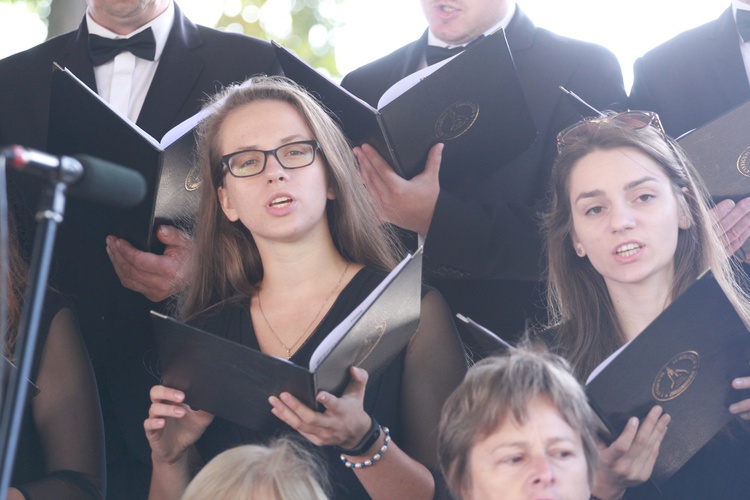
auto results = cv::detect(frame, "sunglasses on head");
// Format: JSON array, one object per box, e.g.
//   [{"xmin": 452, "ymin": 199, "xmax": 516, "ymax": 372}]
[
  {"xmin": 556, "ymin": 110, "xmax": 668, "ymax": 153},
  {"xmin": 555, "ymin": 86, "xmax": 669, "ymax": 153}
]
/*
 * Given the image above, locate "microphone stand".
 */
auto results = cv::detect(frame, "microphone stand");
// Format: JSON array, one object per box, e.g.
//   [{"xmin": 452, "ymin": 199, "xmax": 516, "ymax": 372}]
[{"xmin": 0, "ymin": 166, "xmax": 68, "ymax": 497}]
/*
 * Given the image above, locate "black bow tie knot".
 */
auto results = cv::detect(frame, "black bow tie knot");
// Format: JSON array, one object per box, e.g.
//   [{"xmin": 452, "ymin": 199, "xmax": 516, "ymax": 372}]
[
  {"xmin": 424, "ymin": 34, "xmax": 486, "ymax": 66},
  {"xmin": 425, "ymin": 44, "xmax": 467, "ymax": 66},
  {"xmin": 737, "ymin": 9, "xmax": 750, "ymax": 43},
  {"xmin": 88, "ymin": 27, "xmax": 156, "ymax": 66}
]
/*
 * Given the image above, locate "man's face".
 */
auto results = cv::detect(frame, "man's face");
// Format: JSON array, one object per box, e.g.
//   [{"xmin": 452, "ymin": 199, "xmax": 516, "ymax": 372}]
[
  {"xmin": 86, "ymin": 0, "xmax": 168, "ymax": 34},
  {"xmin": 420, "ymin": 0, "xmax": 511, "ymax": 45}
]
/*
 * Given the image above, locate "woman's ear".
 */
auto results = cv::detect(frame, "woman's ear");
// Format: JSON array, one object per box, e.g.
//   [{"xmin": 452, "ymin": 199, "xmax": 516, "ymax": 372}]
[
  {"xmin": 572, "ymin": 235, "xmax": 586, "ymax": 257},
  {"xmin": 218, "ymin": 186, "xmax": 239, "ymax": 222},
  {"xmin": 327, "ymin": 185, "xmax": 336, "ymax": 200}
]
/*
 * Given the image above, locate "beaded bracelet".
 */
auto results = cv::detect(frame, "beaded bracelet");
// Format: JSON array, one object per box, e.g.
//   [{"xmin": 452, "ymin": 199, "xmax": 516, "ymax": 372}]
[{"xmin": 340, "ymin": 426, "xmax": 391, "ymax": 468}]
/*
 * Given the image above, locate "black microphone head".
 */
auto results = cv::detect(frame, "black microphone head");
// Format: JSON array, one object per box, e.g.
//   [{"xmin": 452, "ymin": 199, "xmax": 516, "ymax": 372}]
[{"xmin": 70, "ymin": 155, "xmax": 147, "ymax": 208}]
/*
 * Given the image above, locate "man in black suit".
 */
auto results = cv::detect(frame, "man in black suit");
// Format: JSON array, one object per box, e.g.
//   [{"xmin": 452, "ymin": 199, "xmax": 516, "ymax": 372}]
[
  {"xmin": 341, "ymin": 0, "xmax": 627, "ymax": 344},
  {"xmin": 629, "ymin": 1, "xmax": 750, "ymax": 261},
  {"xmin": 0, "ymin": 1, "xmax": 279, "ymax": 497}
]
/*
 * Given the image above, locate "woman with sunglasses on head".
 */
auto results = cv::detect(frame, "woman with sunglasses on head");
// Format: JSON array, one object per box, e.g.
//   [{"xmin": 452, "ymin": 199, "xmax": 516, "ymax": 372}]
[
  {"xmin": 537, "ymin": 110, "xmax": 750, "ymax": 500},
  {"xmin": 143, "ymin": 76, "xmax": 467, "ymax": 500}
]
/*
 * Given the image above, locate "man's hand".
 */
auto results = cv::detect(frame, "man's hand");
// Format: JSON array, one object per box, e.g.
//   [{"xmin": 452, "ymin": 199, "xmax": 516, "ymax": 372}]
[
  {"xmin": 354, "ymin": 142, "xmax": 443, "ymax": 236},
  {"xmin": 106, "ymin": 225, "xmax": 192, "ymax": 302},
  {"xmin": 713, "ymin": 197, "xmax": 750, "ymax": 262}
]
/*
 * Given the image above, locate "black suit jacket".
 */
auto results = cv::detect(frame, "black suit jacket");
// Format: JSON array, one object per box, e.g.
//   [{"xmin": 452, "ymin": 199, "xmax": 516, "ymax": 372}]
[
  {"xmin": 342, "ymin": 7, "xmax": 626, "ymax": 340},
  {"xmin": 629, "ymin": 6, "xmax": 750, "ymax": 138},
  {"xmin": 0, "ymin": 5, "xmax": 280, "ymax": 498}
]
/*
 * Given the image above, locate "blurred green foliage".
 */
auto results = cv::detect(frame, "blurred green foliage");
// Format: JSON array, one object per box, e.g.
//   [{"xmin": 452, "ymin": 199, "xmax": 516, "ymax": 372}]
[
  {"xmin": 212, "ymin": 0, "xmax": 344, "ymax": 78},
  {"xmin": 2, "ymin": 0, "xmax": 344, "ymax": 77}
]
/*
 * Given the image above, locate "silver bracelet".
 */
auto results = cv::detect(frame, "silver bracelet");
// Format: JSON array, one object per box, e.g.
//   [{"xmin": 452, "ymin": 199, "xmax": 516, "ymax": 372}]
[{"xmin": 339, "ymin": 426, "xmax": 390, "ymax": 468}]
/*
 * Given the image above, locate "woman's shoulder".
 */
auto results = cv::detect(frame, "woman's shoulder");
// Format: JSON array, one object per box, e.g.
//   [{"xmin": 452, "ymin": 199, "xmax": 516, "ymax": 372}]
[{"xmin": 43, "ymin": 289, "xmax": 72, "ymax": 318}]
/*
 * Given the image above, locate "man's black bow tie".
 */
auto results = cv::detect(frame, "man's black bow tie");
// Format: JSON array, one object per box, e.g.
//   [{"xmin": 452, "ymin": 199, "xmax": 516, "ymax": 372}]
[
  {"xmin": 425, "ymin": 44, "xmax": 466, "ymax": 66},
  {"xmin": 88, "ymin": 27, "xmax": 156, "ymax": 66},
  {"xmin": 424, "ymin": 35, "xmax": 486, "ymax": 66},
  {"xmin": 737, "ymin": 9, "xmax": 750, "ymax": 43}
]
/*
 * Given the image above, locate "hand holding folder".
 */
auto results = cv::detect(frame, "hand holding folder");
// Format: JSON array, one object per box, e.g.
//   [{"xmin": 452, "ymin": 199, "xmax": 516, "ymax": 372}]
[
  {"xmin": 585, "ymin": 271, "xmax": 750, "ymax": 486},
  {"xmin": 151, "ymin": 250, "xmax": 423, "ymax": 431},
  {"xmin": 274, "ymin": 29, "xmax": 537, "ymax": 180}
]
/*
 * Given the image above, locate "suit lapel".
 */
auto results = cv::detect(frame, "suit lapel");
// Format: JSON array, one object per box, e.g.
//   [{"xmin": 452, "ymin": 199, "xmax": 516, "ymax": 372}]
[
  {"xmin": 402, "ymin": 31, "xmax": 428, "ymax": 78},
  {"xmin": 136, "ymin": 4, "xmax": 205, "ymax": 140},
  {"xmin": 57, "ymin": 18, "xmax": 97, "ymax": 92},
  {"xmin": 504, "ymin": 7, "xmax": 536, "ymax": 70},
  {"xmin": 708, "ymin": 8, "xmax": 750, "ymax": 108}
]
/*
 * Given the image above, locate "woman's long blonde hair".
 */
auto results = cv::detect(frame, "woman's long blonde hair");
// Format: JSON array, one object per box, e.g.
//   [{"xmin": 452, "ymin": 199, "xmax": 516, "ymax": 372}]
[{"xmin": 179, "ymin": 76, "xmax": 401, "ymax": 321}]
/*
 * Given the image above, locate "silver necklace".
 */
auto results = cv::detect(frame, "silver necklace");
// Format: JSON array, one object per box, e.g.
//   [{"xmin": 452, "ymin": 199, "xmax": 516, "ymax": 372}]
[{"xmin": 257, "ymin": 262, "xmax": 349, "ymax": 360}]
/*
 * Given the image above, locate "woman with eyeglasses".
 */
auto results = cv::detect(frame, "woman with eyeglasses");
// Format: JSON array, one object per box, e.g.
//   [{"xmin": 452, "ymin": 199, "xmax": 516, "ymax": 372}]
[
  {"xmin": 538, "ymin": 111, "xmax": 750, "ymax": 499},
  {"xmin": 143, "ymin": 76, "xmax": 466, "ymax": 499}
]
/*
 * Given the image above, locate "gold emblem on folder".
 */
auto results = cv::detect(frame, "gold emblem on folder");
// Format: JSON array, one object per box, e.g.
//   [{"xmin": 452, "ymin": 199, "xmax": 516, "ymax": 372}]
[
  {"xmin": 185, "ymin": 165, "xmax": 202, "ymax": 192},
  {"xmin": 737, "ymin": 147, "xmax": 750, "ymax": 178},
  {"xmin": 652, "ymin": 351, "xmax": 700, "ymax": 401},
  {"xmin": 352, "ymin": 320, "xmax": 387, "ymax": 367},
  {"xmin": 435, "ymin": 101, "xmax": 479, "ymax": 141}
]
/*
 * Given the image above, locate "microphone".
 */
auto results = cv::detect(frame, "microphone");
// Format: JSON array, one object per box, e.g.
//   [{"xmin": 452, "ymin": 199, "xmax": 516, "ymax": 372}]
[{"xmin": 2, "ymin": 145, "xmax": 147, "ymax": 208}]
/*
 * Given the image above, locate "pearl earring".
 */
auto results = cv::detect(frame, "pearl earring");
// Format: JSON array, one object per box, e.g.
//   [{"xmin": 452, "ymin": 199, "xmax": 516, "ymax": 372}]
[{"xmin": 575, "ymin": 245, "xmax": 585, "ymax": 257}]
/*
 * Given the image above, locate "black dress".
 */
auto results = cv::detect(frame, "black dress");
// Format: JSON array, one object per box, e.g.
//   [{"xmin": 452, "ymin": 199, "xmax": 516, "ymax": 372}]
[
  {"xmin": 12, "ymin": 291, "xmax": 105, "ymax": 499},
  {"xmin": 191, "ymin": 267, "xmax": 467, "ymax": 499}
]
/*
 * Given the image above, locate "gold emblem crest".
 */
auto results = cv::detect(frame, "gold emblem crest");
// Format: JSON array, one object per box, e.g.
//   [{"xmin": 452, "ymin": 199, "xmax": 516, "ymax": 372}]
[
  {"xmin": 352, "ymin": 320, "xmax": 387, "ymax": 367},
  {"xmin": 652, "ymin": 351, "xmax": 700, "ymax": 402},
  {"xmin": 737, "ymin": 147, "xmax": 750, "ymax": 178},
  {"xmin": 435, "ymin": 101, "xmax": 479, "ymax": 141},
  {"xmin": 184, "ymin": 165, "xmax": 202, "ymax": 192}
]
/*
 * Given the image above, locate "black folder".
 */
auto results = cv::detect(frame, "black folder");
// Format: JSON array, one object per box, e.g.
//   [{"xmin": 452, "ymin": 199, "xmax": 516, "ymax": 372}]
[
  {"xmin": 585, "ymin": 270, "xmax": 750, "ymax": 485},
  {"xmin": 677, "ymin": 99, "xmax": 750, "ymax": 204},
  {"xmin": 274, "ymin": 29, "xmax": 537, "ymax": 180},
  {"xmin": 152, "ymin": 251, "xmax": 422, "ymax": 431},
  {"xmin": 455, "ymin": 313, "xmax": 513, "ymax": 360},
  {"xmin": 46, "ymin": 63, "xmax": 204, "ymax": 251}
]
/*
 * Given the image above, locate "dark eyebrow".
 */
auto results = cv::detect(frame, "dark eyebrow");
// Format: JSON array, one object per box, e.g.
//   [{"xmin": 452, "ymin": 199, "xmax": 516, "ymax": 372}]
[
  {"xmin": 575, "ymin": 189, "xmax": 604, "ymax": 203},
  {"xmin": 624, "ymin": 176, "xmax": 657, "ymax": 191},
  {"xmin": 574, "ymin": 176, "xmax": 658, "ymax": 203},
  {"xmin": 233, "ymin": 135, "xmax": 308, "ymax": 152}
]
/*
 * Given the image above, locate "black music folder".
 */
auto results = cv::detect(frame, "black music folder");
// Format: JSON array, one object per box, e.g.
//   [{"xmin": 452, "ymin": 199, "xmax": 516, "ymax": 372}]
[
  {"xmin": 273, "ymin": 29, "xmax": 537, "ymax": 179},
  {"xmin": 455, "ymin": 313, "xmax": 513, "ymax": 359},
  {"xmin": 46, "ymin": 63, "xmax": 206, "ymax": 251},
  {"xmin": 585, "ymin": 270, "xmax": 750, "ymax": 485},
  {"xmin": 152, "ymin": 250, "xmax": 422, "ymax": 431},
  {"xmin": 677, "ymin": 99, "xmax": 750, "ymax": 203}
]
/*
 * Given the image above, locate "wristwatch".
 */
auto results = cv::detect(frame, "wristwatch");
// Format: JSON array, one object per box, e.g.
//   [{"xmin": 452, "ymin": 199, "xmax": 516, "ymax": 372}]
[{"xmin": 335, "ymin": 416, "xmax": 381, "ymax": 456}]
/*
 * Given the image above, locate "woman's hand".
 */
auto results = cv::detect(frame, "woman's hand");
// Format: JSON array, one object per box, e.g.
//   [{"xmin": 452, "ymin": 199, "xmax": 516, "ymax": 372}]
[
  {"xmin": 144, "ymin": 385, "xmax": 214, "ymax": 466},
  {"xmin": 592, "ymin": 405, "xmax": 671, "ymax": 500},
  {"xmin": 269, "ymin": 366, "xmax": 372, "ymax": 448},
  {"xmin": 729, "ymin": 374, "xmax": 750, "ymax": 419}
]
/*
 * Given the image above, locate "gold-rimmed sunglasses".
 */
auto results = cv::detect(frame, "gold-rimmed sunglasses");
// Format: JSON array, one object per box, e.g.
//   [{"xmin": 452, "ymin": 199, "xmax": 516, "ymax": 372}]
[{"xmin": 555, "ymin": 87, "xmax": 670, "ymax": 153}]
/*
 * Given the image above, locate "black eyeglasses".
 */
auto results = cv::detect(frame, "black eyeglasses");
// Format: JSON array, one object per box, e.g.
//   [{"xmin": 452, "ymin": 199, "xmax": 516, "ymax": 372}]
[
  {"xmin": 220, "ymin": 140, "xmax": 320, "ymax": 178},
  {"xmin": 556, "ymin": 110, "xmax": 668, "ymax": 153}
]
